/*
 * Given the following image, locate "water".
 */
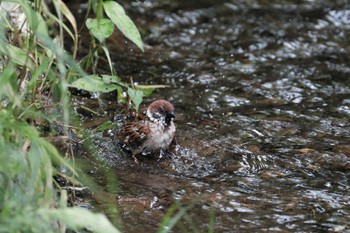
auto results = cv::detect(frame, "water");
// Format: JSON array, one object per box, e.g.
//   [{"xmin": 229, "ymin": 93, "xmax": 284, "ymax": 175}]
[{"xmin": 69, "ymin": 0, "xmax": 350, "ymax": 232}]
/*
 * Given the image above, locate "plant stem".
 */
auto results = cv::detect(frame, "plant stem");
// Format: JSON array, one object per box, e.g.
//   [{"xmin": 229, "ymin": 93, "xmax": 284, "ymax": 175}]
[{"xmin": 96, "ymin": 0, "xmax": 104, "ymax": 19}]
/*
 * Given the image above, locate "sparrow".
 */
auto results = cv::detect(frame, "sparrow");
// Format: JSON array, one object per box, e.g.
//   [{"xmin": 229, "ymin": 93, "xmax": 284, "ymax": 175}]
[{"xmin": 117, "ymin": 100, "xmax": 176, "ymax": 160}]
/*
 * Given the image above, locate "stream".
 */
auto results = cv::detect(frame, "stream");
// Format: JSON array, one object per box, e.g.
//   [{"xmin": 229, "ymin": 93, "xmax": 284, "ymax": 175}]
[{"xmin": 68, "ymin": 1, "xmax": 350, "ymax": 232}]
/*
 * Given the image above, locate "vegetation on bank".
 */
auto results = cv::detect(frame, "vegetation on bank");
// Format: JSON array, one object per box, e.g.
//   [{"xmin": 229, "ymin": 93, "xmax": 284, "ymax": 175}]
[{"xmin": 0, "ymin": 0, "xmax": 146, "ymax": 232}]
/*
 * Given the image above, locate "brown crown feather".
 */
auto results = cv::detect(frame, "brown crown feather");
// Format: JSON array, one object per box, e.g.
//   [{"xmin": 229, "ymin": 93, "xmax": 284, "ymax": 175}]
[{"xmin": 147, "ymin": 100, "xmax": 174, "ymax": 113}]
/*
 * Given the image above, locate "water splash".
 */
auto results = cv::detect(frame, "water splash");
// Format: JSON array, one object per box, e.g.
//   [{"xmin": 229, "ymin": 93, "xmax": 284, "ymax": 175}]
[{"xmin": 171, "ymin": 145, "xmax": 216, "ymax": 178}]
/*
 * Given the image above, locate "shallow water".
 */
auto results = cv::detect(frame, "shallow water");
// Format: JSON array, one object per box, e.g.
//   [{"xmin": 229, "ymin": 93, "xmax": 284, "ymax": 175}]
[{"xmin": 69, "ymin": 1, "xmax": 350, "ymax": 232}]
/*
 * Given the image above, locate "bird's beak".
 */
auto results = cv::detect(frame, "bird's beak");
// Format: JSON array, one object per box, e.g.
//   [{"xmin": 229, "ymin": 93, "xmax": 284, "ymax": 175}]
[{"xmin": 167, "ymin": 111, "xmax": 176, "ymax": 119}]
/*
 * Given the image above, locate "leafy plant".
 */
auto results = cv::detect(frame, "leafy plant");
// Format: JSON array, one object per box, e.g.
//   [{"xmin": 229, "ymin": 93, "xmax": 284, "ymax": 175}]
[
  {"xmin": 76, "ymin": 0, "xmax": 167, "ymax": 112},
  {"xmin": 127, "ymin": 88, "xmax": 143, "ymax": 112},
  {"xmin": 0, "ymin": 0, "xmax": 121, "ymax": 232},
  {"xmin": 69, "ymin": 74, "xmax": 125, "ymax": 94},
  {"xmin": 103, "ymin": 1, "xmax": 144, "ymax": 51},
  {"xmin": 83, "ymin": 0, "xmax": 143, "ymax": 75}
]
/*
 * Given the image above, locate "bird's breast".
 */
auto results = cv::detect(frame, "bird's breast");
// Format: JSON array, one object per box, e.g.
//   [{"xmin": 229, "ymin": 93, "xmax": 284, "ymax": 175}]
[{"xmin": 146, "ymin": 121, "xmax": 176, "ymax": 149}]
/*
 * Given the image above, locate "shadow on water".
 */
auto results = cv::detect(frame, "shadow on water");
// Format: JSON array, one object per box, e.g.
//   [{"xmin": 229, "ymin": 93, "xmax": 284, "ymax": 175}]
[{"xmin": 68, "ymin": 0, "xmax": 350, "ymax": 232}]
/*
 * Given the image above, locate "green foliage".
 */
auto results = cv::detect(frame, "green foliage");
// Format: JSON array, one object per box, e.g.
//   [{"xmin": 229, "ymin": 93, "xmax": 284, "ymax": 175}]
[
  {"xmin": 0, "ymin": 110, "xmax": 58, "ymax": 232},
  {"xmin": 127, "ymin": 88, "xmax": 143, "ymax": 112},
  {"xmin": 0, "ymin": 0, "xmax": 120, "ymax": 232},
  {"xmin": 157, "ymin": 204, "xmax": 188, "ymax": 233},
  {"xmin": 70, "ymin": 74, "xmax": 168, "ymax": 111},
  {"xmin": 156, "ymin": 202, "xmax": 216, "ymax": 233},
  {"xmin": 0, "ymin": 44, "xmax": 35, "ymax": 70},
  {"xmin": 9, "ymin": 0, "xmax": 49, "ymax": 37},
  {"xmin": 83, "ymin": 0, "xmax": 143, "ymax": 75},
  {"xmin": 39, "ymin": 207, "xmax": 120, "ymax": 233},
  {"xmin": 86, "ymin": 18, "xmax": 114, "ymax": 43},
  {"xmin": 157, "ymin": 203, "xmax": 201, "ymax": 233},
  {"xmin": 85, "ymin": 0, "xmax": 144, "ymax": 51},
  {"xmin": 69, "ymin": 75, "xmax": 169, "ymax": 111},
  {"xmin": 69, "ymin": 74, "xmax": 124, "ymax": 93},
  {"xmin": 80, "ymin": 0, "xmax": 157, "ymax": 111},
  {"xmin": 208, "ymin": 206, "xmax": 215, "ymax": 233},
  {"xmin": 0, "ymin": 66, "xmax": 119, "ymax": 232},
  {"xmin": 103, "ymin": 1, "xmax": 144, "ymax": 52},
  {"xmin": 51, "ymin": 0, "xmax": 79, "ymax": 58}
]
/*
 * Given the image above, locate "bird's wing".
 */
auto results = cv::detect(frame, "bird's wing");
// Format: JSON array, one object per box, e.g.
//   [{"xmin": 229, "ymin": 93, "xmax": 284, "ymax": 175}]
[{"xmin": 117, "ymin": 121, "xmax": 150, "ymax": 152}]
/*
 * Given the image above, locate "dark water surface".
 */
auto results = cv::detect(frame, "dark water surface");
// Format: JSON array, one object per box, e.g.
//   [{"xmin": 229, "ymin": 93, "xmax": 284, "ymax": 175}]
[{"xmin": 69, "ymin": 1, "xmax": 350, "ymax": 232}]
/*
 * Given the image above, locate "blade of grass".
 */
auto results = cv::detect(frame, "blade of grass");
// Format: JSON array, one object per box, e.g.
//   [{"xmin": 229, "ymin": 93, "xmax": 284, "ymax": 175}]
[
  {"xmin": 208, "ymin": 206, "xmax": 215, "ymax": 233},
  {"xmin": 52, "ymin": 0, "xmax": 78, "ymax": 58},
  {"xmin": 183, "ymin": 212, "xmax": 200, "ymax": 233},
  {"xmin": 157, "ymin": 203, "xmax": 188, "ymax": 233}
]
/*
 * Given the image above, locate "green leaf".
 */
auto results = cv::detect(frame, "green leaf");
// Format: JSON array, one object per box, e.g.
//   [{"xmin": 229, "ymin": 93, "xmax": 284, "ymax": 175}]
[
  {"xmin": 39, "ymin": 138, "xmax": 78, "ymax": 177},
  {"xmin": 101, "ymin": 45, "xmax": 115, "ymax": 74},
  {"xmin": 0, "ymin": 64, "xmax": 21, "ymax": 107},
  {"xmin": 69, "ymin": 75, "xmax": 121, "ymax": 93},
  {"xmin": 101, "ymin": 75, "xmax": 126, "ymax": 98},
  {"xmin": 86, "ymin": 18, "xmax": 114, "ymax": 43},
  {"xmin": 53, "ymin": 0, "xmax": 78, "ymax": 39},
  {"xmin": 103, "ymin": 1, "xmax": 144, "ymax": 52},
  {"xmin": 0, "ymin": 44, "xmax": 35, "ymax": 70},
  {"xmin": 101, "ymin": 75, "xmax": 126, "ymax": 87},
  {"xmin": 127, "ymin": 88, "xmax": 143, "ymax": 111},
  {"xmin": 52, "ymin": 0, "xmax": 78, "ymax": 57},
  {"xmin": 39, "ymin": 207, "xmax": 121, "ymax": 233}
]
